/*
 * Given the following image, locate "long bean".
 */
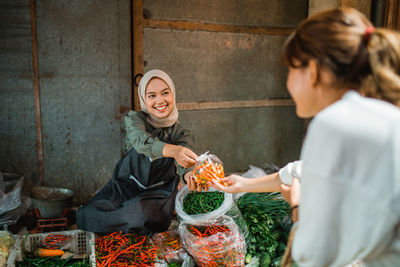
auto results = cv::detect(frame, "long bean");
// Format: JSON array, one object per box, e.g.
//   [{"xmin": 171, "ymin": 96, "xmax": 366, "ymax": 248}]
[
  {"xmin": 16, "ymin": 255, "xmax": 89, "ymax": 267},
  {"xmin": 183, "ymin": 191, "xmax": 224, "ymax": 215}
]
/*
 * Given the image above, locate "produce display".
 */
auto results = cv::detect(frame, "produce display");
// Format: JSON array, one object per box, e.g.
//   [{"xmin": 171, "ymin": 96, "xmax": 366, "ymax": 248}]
[
  {"xmin": 192, "ymin": 153, "xmax": 225, "ymax": 189},
  {"xmin": 15, "ymin": 233, "xmax": 90, "ymax": 267},
  {"xmin": 9, "ymin": 167, "xmax": 294, "ymax": 267},
  {"xmin": 95, "ymin": 231, "xmax": 159, "ymax": 267},
  {"xmin": 182, "ymin": 191, "xmax": 224, "ymax": 215},
  {"xmin": 237, "ymin": 192, "xmax": 292, "ymax": 266}
]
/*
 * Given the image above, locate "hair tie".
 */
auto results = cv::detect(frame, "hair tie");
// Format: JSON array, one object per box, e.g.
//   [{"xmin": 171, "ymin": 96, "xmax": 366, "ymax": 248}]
[{"xmin": 365, "ymin": 26, "xmax": 375, "ymax": 42}]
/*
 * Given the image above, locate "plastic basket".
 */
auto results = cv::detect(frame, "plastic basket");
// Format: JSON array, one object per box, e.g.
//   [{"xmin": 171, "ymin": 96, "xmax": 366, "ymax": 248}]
[{"xmin": 6, "ymin": 230, "xmax": 96, "ymax": 267}]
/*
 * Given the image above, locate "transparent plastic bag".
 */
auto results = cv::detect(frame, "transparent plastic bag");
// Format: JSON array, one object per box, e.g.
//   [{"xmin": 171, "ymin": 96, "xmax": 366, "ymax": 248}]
[
  {"xmin": 176, "ymin": 186, "xmax": 249, "ymax": 245},
  {"xmin": 175, "ymin": 185, "xmax": 233, "ymax": 223},
  {"xmin": 192, "ymin": 152, "xmax": 225, "ymax": 189},
  {"xmin": 0, "ymin": 172, "xmax": 31, "ymax": 226},
  {"xmin": 152, "ymin": 229, "xmax": 185, "ymax": 264},
  {"xmin": 178, "ymin": 216, "xmax": 246, "ymax": 267}
]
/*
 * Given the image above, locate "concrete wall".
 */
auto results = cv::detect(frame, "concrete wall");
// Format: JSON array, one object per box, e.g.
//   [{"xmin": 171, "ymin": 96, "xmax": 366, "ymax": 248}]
[
  {"xmin": 143, "ymin": 0, "xmax": 308, "ymax": 172},
  {"xmin": 0, "ymin": 0, "xmax": 131, "ymax": 203},
  {"xmin": 0, "ymin": 1, "xmax": 39, "ymax": 182}
]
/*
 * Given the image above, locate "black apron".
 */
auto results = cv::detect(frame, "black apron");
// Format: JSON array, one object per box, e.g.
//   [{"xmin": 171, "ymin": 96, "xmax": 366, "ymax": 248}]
[{"xmin": 76, "ymin": 148, "xmax": 179, "ymax": 234}]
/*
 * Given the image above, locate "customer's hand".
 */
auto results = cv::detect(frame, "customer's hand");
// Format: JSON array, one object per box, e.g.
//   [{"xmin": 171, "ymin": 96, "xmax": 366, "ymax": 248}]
[
  {"xmin": 210, "ymin": 174, "xmax": 246, "ymax": 193},
  {"xmin": 280, "ymin": 177, "xmax": 301, "ymax": 207}
]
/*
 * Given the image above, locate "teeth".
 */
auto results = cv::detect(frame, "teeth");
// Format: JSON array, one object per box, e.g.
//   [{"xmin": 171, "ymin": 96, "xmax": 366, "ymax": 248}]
[{"xmin": 155, "ymin": 106, "xmax": 166, "ymax": 111}]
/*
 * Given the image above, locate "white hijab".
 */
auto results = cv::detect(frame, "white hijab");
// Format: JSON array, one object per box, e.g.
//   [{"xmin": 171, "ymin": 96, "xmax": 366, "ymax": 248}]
[{"xmin": 138, "ymin": 69, "xmax": 178, "ymax": 128}]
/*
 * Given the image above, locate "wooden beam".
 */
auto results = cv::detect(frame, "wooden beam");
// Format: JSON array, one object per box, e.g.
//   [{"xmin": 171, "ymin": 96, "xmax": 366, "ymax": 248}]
[
  {"xmin": 143, "ymin": 19, "xmax": 294, "ymax": 36},
  {"xmin": 383, "ymin": 0, "xmax": 400, "ymax": 29},
  {"xmin": 30, "ymin": 0, "xmax": 45, "ymax": 185},
  {"xmin": 397, "ymin": 0, "xmax": 400, "ymax": 29},
  {"xmin": 133, "ymin": 0, "xmax": 144, "ymax": 111},
  {"xmin": 177, "ymin": 99, "xmax": 294, "ymax": 111}
]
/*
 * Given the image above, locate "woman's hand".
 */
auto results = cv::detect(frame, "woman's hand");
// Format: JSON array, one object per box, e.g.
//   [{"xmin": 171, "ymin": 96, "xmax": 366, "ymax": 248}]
[
  {"xmin": 163, "ymin": 144, "xmax": 197, "ymax": 168},
  {"xmin": 280, "ymin": 177, "xmax": 301, "ymax": 207},
  {"xmin": 210, "ymin": 174, "xmax": 246, "ymax": 193},
  {"xmin": 184, "ymin": 172, "xmax": 207, "ymax": 192},
  {"xmin": 175, "ymin": 146, "xmax": 197, "ymax": 168},
  {"xmin": 280, "ymin": 178, "xmax": 301, "ymax": 222}
]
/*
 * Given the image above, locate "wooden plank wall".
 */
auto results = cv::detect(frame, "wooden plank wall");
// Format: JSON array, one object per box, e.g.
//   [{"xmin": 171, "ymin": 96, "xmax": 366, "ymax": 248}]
[{"xmin": 133, "ymin": 0, "xmax": 308, "ymax": 172}]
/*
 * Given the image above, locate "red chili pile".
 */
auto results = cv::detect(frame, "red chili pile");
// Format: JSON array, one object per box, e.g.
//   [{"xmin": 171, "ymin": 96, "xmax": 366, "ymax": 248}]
[
  {"xmin": 189, "ymin": 225, "xmax": 230, "ymax": 237},
  {"xmin": 186, "ymin": 224, "xmax": 245, "ymax": 267},
  {"xmin": 95, "ymin": 232, "xmax": 159, "ymax": 267},
  {"xmin": 40, "ymin": 233, "xmax": 72, "ymax": 249}
]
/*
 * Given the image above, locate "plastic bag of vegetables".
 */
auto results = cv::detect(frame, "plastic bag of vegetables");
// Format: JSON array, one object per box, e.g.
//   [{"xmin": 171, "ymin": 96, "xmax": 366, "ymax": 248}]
[
  {"xmin": 191, "ymin": 152, "xmax": 225, "ymax": 189},
  {"xmin": 175, "ymin": 185, "xmax": 232, "ymax": 222},
  {"xmin": 178, "ymin": 216, "xmax": 246, "ymax": 267},
  {"xmin": 152, "ymin": 229, "xmax": 196, "ymax": 266},
  {"xmin": 175, "ymin": 185, "xmax": 248, "ymax": 243}
]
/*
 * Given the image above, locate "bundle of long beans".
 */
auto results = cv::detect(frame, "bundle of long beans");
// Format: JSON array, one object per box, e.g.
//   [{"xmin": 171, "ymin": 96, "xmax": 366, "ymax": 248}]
[
  {"xmin": 16, "ymin": 256, "xmax": 89, "ymax": 267},
  {"xmin": 182, "ymin": 191, "xmax": 224, "ymax": 215},
  {"xmin": 95, "ymin": 232, "xmax": 159, "ymax": 267}
]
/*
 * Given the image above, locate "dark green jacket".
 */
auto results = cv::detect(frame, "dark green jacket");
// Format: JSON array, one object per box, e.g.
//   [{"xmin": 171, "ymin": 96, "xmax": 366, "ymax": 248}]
[{"xmin": 124, "ymin": 110, "xmax": 194, "ymax": 180}]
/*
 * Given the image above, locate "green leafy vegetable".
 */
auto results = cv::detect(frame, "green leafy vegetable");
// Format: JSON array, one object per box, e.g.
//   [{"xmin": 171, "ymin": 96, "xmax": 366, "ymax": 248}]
[{"xmin": 237, "ymin": 192, "xmax": 292, "ymax": 266}]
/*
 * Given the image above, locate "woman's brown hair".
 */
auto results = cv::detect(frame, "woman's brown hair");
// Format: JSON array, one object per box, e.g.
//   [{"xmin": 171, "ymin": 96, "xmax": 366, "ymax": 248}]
[{"xmin": 282, "ymin": 7, "xmax": 400, "ymax": 107}]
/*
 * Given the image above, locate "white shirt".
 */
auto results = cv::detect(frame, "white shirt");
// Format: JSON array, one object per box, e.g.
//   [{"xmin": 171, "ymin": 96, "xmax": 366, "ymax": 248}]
[
  {"xmin": 292, "ymin": 91, "xmax": 400, "ymax": 267},
  {"xmin": 279, "ymin": 160, "xmax": 303, "ymax": 185}
]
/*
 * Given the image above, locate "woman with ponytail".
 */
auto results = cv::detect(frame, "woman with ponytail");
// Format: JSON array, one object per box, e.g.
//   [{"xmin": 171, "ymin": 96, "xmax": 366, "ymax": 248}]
[
  {"xmin": 215, "ymin": 7, "xmax": 400, "ymax": 266},
  {"xmin": 280, "ymin": 7, "xmax": 400, "ymax": 266}
]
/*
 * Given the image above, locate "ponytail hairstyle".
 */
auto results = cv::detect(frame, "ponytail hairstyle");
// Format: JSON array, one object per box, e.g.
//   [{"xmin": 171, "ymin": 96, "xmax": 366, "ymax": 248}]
[
  {"xmin": 282, "ymin": 7, "xmax": 400, "ymax": 107},
  {"xmin": 363, "ymin": 29, "xmax": 400, "ymax": 106}
]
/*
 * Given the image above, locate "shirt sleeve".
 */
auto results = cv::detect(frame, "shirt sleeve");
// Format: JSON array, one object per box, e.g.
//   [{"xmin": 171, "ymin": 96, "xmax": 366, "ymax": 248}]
[
  {"xmin": 278, "ymin": 160, "xmax": 303, "ymax": 185},
  {"xmin": 174, "ymin": 122, "xmax": 195, "ymax": 181},
  {"xmin": 124, "ymin": 111, "xmax": 166, "ymax": 159}
]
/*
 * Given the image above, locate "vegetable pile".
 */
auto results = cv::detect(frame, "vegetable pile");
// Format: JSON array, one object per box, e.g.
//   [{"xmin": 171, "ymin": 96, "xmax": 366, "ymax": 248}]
[
  {"xmin": 237, "ymin": 192, "xmax": 292, "ymax": 266},
  {"xmin": 95, "ymin": 231, "xmax": 159, "ymax": 266},
  {"xmin": 40, "ymin": 233, "xmax": 72, "ymax": 249},
  {"xmin": 183, "ymin": 191, "xmax": 224, "ymax": 215}
]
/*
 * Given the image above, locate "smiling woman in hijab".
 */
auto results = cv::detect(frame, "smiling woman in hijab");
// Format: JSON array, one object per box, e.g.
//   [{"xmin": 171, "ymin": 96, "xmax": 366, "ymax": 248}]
[{"xmin": 77, "ymin": 69, "xmax": 197, "ymax": 234}]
